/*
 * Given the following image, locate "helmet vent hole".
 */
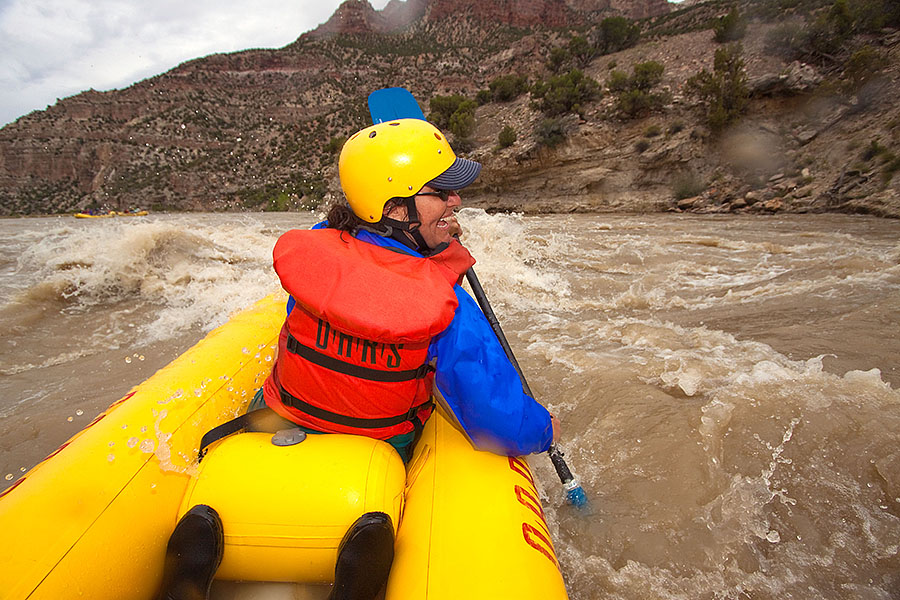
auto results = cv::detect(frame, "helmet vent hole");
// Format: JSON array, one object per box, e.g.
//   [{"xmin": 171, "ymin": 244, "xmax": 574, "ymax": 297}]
[
  {"xmin": 369, "ymin": 131, "xmax": 377, "ymax": 138},
  {"xmin": 389, "ymin": 122, "xmax": 400, "ymax": 126},
  {"xmin": 434, "ymin": 133, "xmax": 442, "ymax": 140}
]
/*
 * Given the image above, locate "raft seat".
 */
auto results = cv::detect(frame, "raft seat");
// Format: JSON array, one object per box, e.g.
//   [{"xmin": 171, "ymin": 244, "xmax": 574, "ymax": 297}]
[{"xmin": 178, "ymin": 431, "xmax": 406, "ymax": 584}]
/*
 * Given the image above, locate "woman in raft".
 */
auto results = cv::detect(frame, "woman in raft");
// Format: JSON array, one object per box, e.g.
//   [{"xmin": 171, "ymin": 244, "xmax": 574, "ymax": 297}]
[{"xmin": 159, "ymin": 118, "xmax": 559, "ymax": 600}]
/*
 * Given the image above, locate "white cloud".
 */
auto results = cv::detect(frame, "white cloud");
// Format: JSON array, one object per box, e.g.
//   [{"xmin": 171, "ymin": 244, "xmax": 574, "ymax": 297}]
[{"xmin": 0, "ymin": 0, "xmax": 392, "ymax": 126}]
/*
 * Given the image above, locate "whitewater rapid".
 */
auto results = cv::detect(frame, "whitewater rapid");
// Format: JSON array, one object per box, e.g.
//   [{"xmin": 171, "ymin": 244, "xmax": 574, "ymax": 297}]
[{"xmin": 1, "ymin": 210, "xmax": 899, "ymax": 599}]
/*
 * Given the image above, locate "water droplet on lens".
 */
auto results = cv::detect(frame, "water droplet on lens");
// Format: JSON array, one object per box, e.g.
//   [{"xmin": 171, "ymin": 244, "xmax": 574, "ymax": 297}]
[
  {"xmin": 67, "ymin": 416, "xmax": 73, "ymax": 422},
  {"xmin": 125, "ymin": 356, "xmax": 132, "ymax": 364},
  {"xmin": 5, "ymin": 473, "xmax": 13, "ymax": 480},
  {"xmin": 127, "ymin": 437, "xmax": 139, "ymax": 448},
  {"xmin": 76, "ymin": 409, "xmax": 83, "ymax": 416}
]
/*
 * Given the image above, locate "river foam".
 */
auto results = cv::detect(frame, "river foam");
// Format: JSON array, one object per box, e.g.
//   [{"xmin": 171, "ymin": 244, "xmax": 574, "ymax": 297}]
[{"xmin": 2, "ymin": 211, "xmax": 899, "ymax": 599}]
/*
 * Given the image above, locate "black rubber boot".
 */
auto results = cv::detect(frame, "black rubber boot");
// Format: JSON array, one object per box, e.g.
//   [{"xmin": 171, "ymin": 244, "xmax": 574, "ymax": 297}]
[
  {"xmin": 158, "ymin": 504, "xmax": 224, "ymax": 600},
  {"xmin": 329, "ymin": 511, "xmax": 395, "ymax": 600}
]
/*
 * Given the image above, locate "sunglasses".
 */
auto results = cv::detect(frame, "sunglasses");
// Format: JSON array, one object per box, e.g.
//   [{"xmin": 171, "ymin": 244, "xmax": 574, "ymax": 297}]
[{"xmin": 416, "ymin": 189, "xmax": 459, "ymax": 202}]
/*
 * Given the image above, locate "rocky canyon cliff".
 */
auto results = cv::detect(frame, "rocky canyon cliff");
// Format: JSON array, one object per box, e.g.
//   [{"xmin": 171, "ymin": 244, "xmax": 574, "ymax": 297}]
[{"xmin": 1, "ymin": 0, "xmax": 898, "ymax": 218}]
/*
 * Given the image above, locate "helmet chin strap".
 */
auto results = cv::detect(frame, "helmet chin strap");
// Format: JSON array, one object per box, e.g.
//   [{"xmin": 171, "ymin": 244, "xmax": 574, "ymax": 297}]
[{"xmin": 380, "ymin": 196, "xmax": 432, "ymax": 254}]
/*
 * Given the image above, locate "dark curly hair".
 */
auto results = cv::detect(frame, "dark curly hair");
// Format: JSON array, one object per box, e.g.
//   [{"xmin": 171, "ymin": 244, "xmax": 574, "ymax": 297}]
[{"xmin": 325, "ymin": 198, "xmax": 406, "ymax": 233}]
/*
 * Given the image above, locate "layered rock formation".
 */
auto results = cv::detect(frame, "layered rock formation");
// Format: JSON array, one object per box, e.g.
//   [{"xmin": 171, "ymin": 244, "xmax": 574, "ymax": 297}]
[
  {"xmin": 0, "ymin": 0, "xmax": 671, "ymax": 215},
  {"xmin": 1, "ymin": 0, "xmax": 898, "ymax": 218}
]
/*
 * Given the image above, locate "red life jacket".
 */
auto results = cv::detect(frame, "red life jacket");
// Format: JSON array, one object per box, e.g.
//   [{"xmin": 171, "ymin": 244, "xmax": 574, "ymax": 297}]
[{"xmin": 262, "ymin": 228, "xmax": 475, "ymax": 439}]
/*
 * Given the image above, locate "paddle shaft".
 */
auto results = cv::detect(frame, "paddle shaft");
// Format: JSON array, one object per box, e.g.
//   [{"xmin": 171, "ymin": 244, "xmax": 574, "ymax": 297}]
[
  {"xmin": 463, "ymin": 269, "xmax": 531, "ymax": 394},
  {"xmin": 463, "ymin": 267, "xmax": 577, "ymax": 486}
]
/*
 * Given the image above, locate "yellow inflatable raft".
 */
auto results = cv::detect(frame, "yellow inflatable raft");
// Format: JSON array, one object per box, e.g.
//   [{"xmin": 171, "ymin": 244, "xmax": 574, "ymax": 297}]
[
  {"xmin": 73, "ymin": 210, "xmax": 148, "ymax": 218},
  {"xmin": 73, "ymin": 211, "xmax": 115, "ymax": 218},
  {"xmin": 0, "ymin": 293, "xmax": 568, "ymax": 600}
]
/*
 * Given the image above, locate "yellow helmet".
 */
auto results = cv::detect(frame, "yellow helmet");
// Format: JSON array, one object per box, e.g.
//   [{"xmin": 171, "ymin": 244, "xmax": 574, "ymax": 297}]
[{"xmin": 338, "ymin": 119, "xmax": 481, "ymax": 223}]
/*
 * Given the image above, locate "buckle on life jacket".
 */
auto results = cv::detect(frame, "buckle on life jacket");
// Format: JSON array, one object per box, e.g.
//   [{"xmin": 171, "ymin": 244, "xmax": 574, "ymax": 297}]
[
  {"xmin": 414, "ymin": 363, "xmax": 435, "ymax": 379},
  {"xmin": 406, "ymin": 398, "xmax": 430, "ymax": 421}
]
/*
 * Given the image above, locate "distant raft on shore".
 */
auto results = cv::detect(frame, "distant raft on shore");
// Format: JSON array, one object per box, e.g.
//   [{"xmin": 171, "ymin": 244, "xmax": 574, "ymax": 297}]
[{"xmin": 74, "ymin": 210, "xmax": 148, "ymax": 218}]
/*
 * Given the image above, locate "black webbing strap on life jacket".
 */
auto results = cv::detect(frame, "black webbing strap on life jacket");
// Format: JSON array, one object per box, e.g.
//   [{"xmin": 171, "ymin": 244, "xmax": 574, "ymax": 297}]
[
  {"xmin": 279, "ymin": 387, "xmax": 433, "ymax": 430},
  {"xmin": 197, "ymin": 407, "xmax": 292, "ymax": 461},
  {"xmin": 286, "ymin": 334, "xmax": 434, "ymax": 383}
]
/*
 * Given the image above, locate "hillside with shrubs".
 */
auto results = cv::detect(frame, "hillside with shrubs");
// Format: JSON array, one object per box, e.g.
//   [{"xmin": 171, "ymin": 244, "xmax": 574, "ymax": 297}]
[{"xmin": 1, "ymin": 0, "xmax": 899, "ymax": 217}]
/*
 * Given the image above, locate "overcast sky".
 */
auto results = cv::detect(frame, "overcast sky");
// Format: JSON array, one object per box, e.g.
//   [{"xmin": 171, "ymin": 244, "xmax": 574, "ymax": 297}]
[{"xmin": 0, "ymin": 0, "xmax": 392, "ymax": 127}]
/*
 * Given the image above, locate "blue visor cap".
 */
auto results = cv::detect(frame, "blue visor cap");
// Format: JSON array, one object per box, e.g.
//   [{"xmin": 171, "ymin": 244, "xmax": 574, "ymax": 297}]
[{"xmin": 427, "ymin": 157, "xmax": 482, "ymax": 190}]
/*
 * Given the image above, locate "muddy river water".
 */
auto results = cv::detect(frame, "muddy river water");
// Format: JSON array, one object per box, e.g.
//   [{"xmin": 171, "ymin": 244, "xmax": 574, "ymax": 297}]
[{"xmin": 1, "ymin": 210, "xmax": 898, "ymax": 599}]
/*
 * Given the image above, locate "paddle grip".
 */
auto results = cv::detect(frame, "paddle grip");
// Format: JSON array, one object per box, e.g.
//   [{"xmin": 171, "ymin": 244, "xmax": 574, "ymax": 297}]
[{"xmin": 548, "ymin": 445, "xmax": 575, "ymax": 484}]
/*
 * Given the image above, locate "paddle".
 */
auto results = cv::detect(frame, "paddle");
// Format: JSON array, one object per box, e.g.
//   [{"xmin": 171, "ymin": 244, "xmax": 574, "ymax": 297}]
[
  {"xmin": 367, "ymin": 87, "xmax": 589, "ymax": 509},
  {"xmin": 368, "ymin": 87, "xmax": 427, "ymax": 123}
]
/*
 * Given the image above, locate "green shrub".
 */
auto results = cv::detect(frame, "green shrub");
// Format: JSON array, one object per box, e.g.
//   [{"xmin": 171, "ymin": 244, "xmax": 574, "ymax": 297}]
[
  {"xmin": 429, "ymin": 95, "xmax": 477, "ymax": 139},
  {"xmin": 325, "ymin": 136, "xmax": 345, "ymax": 155},
  {"xmin": 764, "ymin": 22, "xmax": 808, "ymax": 60},
  {"xmin": 761, "ymin": 0, "xmax": 894, "ymax": 64},
  {"xmin": 805, "ymin": 4, "xmax": 851, "ymax": 59},
  {"xmin": 635, "ymin": 139, "xmax": 651, "ymax": 153},
  {"xmin": 672, "ymin": 171, "xmax": 706, "ymax": 199},
  {"xmin": 668, "ymin": 121, "xmax": 685, "ymax": 134},
  {"xmin": 498, "ymin": 125, "xmax": 517, "ymax": 148},
  {"xmin": 488, "ymin": 74, "xmax": 530, "ymax": 102},
  {"xmin": 595, "ymin": 16, "xmax": 641, "ymax": 55},
  {"xmin": 452, "ymin": 137, "xmax": 477, "ymax": 154},
  {"xmin": 449, "ymin": 101, "xmax": 477, "ymax": 139},
  {"xmin": 631, "ymin": 61, "xmax": 665, "ymax": 91},
  {"xmin": 546, "ymin": 47, "xmax": 570, "ymax": 74},
  {"xmin": 644, "ymin": 125, "xmax": 662, "ymax": 137},
  {"xmin": 686, "ymin": 44, "xmax": 749, "ymax": 133},
  {"xmin": 535, "ymin": 118, "xmax": 567, "ymax": 147},
  {"xmin": 531, "ymin": 69, "xmax": 601, "ymax": 116},
  {"xmin": 617, "ymin": 90, "xmax": 651, "ymax": 117},
  {"xmin": 714, "ymin": 8, "xmax": 748, "ymax": 42},
  {"xmin": 860, "ymin": 140, "xmax": 887, "ymax": 161},
  {"xmin": 844, "ymin": 46, "xmax": 888, "ymax": 89},
  {"xmin": 568, "ymin": 36, "xmax": 595, "ymax": 68},
  {"xmin": 608, "ymin": 62, "xmax": 669, "ymax": 118},
  {"xmin": 852, "ymin": 0, "xmax": 900, "ymax": 31},
  {"xmin": 429, "ymin": 95, "xmax": 467, "ymax": 129},
  {"xmin": 883, "ymin": 154, "xmax": 900, "ymax": 183},
  {"xmin": 606, "ymin": 70, "xmax": 630, "ymax": 93}
]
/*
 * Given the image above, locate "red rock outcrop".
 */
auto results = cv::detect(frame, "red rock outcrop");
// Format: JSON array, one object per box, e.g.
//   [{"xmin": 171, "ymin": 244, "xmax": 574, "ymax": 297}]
[{"xmin": 426, "ymin": 0, "xmax": 577, "ymax": 28}]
